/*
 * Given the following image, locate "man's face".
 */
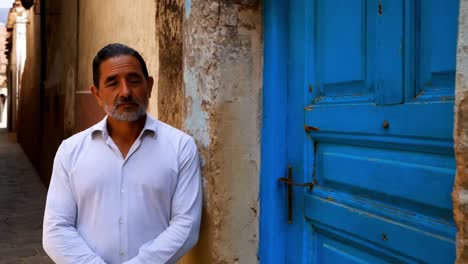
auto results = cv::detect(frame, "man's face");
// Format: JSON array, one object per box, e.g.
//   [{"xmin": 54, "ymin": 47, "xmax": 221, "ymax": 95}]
[{"xmin": 91, "ymin": 55, "xmax": 153, "ymax": 122}]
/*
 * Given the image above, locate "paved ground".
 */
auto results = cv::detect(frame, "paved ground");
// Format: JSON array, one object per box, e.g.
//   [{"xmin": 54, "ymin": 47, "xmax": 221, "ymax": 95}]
[{"xmin": 0, "ymin": 131, "xmax": 53, "ymax": 263}]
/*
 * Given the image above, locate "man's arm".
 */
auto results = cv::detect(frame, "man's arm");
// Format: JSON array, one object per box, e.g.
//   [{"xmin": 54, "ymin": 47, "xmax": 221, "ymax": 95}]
[
  {"xmin": 43, "ymin": 142, "xmax": 106, "ymax": 264},
  {"xmin": 125, "ymin": 137, "xmax": 202, "ymax": 264}
]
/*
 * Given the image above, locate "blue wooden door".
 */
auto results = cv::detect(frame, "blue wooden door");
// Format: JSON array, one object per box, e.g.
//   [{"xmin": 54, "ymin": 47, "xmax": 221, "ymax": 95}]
[{"xmin": 287, "ymin": 0, "xmax": 459, "ymax": 263}]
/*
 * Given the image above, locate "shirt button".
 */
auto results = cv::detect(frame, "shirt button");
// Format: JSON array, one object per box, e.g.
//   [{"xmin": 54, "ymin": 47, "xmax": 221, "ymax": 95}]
[
  {"xmin": 121, "ymin": 188, "xmax": 125, "ymax": 193},
  {"xmin": 119, "ymin": 218, "xmax": 123, "ymax": 224},
  {"xmin": 120, "ymin": 251, "xmax": 124, "ymax": 256}
]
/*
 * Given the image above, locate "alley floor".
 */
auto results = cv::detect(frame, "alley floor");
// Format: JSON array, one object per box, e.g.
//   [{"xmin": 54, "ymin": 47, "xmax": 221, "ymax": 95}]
[{"xmin": 0, "ymin": 130, "xmax": 53, "ymax": 263}]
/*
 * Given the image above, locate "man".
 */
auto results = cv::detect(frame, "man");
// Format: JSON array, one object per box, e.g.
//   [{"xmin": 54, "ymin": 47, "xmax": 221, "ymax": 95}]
[{"xmin": 43, "ymin": 43, "xmax": 202, "ymax": 264}]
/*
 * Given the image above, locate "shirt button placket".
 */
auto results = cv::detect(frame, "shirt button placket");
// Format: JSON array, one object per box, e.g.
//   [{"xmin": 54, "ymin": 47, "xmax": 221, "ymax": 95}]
[{"xmin": 119, "ymin": 161, "xmax": 125, "ymax": 260}]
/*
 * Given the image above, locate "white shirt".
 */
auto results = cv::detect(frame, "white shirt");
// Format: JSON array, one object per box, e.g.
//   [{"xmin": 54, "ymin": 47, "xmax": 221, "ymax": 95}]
[{"xmin": 43, "ymin": 114, "xmax": 202, "ymax": 264}]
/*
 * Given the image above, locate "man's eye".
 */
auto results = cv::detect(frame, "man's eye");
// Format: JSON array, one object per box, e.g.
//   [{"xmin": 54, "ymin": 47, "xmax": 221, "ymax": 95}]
[
  {"xmin": 106, "ymin": 82, "xmax": 117, "ymax": 87},
  {"xmin": 129, "ymin": 79, "xmax": 141, "ymax": 84}
]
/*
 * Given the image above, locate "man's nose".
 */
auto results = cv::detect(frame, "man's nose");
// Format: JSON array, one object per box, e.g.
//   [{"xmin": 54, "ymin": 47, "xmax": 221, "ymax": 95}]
[{"xmin": 120, "ymin": 81, "xmax": 131, "ymax": 97}]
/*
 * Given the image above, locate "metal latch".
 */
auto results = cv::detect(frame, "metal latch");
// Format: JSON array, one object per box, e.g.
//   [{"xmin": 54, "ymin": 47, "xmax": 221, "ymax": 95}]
[{"xmin": 278, "ymin": 165, "xmax": 315, "ymax": 224}]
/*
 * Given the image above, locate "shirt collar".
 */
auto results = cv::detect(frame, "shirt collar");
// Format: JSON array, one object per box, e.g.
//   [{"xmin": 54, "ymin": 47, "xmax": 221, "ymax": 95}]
[{"xmin": 90, "ymin": 114, "xmax": 158, "ymax": 140}]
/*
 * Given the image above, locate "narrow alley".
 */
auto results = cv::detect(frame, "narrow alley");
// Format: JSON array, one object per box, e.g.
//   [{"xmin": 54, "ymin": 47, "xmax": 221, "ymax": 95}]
[
  {"xmin": 0, "ymin": 130, "xmax": 51, "ymax": 264},
  {"xmin": 1, "ymin": 0, "xmax": 468, "ymax": 263}
]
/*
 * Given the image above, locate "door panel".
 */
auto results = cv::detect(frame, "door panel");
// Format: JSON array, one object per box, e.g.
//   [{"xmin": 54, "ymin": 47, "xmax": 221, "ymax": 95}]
[
  {"xmin": 316, "ymin": 0, "xmax": 374, "ymax": 100},
  {"xmin": 306, "ymin": 102, "xmax": 453, "ymax": 139},
  {"xmin": 306, "ymin": 193, "xmax": 455, "ymax": 263},
  {"xmin": 318, "ymin": 0, "xmax": 366, "ymax": 85},
  {"xmin": 418, "ymin": 0, "xmax": 459, "ymax": 96},
  {"xmin": 318, "ymin": 143, "xmax": 455, "ymax": 216},
  {"xmin": 297, "ymin": 0, "xmax": 458, "ymax": 263},
  {"xmin": 375, "ymin": 0, "xmax": 404, "ymax": 105},
  {"xmin": 315, "ymin": 232, "xmax": 405, "ymax": 264}
]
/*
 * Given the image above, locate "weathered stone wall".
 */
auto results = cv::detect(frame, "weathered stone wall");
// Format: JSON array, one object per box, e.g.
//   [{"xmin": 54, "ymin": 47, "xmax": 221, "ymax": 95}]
[
  {"xmin": 455, "ymin": 0, "xmax": 468, "ymax": 262},
  {"xmin": 17, "ymin": 3, "xmax": 41, "ymax": 174},
  {"xmin": 7, "ymin": 1, "xmax": 25, "ymax": 134},
  {"xmin": 17, "ymin": 0, "xmax": 78, "ymax": 184},
  {"xmin": 0, "ymin": 25, "xmax": 9, "ymax": 88},
  {"xmin": 76, "ymin": 0, "xmax": 158, "ymax": 132},
  {"xmin": 156, "ymin": 0, "xmax": 184, "ymax": 128},
  {"xmin": 180, "ymin": 1, "xmax": 262, "ymax": 263},
  {"xmin": 41, "ymin": 0, "xmax": 77, "ymax": 184}
]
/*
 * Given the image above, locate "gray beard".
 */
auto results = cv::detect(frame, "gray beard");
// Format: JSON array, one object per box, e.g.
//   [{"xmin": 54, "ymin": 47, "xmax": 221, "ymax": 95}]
[{"xmin": 103, "ymin": 103, "xmax": 147, "ymax": 122}]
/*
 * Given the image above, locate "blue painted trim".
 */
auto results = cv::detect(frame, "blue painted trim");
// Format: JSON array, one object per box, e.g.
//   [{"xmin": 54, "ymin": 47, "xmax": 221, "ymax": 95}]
[
  {"xmin": 286, "ymin": 0, "xmax": 309, "ymax": 263},
  {"xmin": 259, "ymin": 0, "xmax": 289, "ymax": 263}
]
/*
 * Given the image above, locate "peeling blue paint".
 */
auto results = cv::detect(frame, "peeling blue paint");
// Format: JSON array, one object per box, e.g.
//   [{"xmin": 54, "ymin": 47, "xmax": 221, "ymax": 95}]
[
  {"xmin": 185, "ymin": 0, "xmax": 191, "ymax": 18},
  {"xmin": 183, "ymin": 67, "xmax": 210, "ymax": 148}
]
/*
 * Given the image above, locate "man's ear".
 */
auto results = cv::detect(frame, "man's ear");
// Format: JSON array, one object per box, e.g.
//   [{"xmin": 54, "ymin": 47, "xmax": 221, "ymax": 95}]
[
  {"xmin": 146, "ymin": 76, "xmax": 154, "ymax": 98},
  {"xmin": 90, "ymin": 85, "xmax": 103, "ymax": 107}
]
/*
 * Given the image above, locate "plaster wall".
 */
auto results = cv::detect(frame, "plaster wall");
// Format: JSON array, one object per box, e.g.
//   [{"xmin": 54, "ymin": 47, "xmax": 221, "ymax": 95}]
[
  {"xmin": 76, "ymin": 0, "xmax": 158, "ymax": 132},
  {"xmin": 17, "ymin": 4, "xmax": 40, "ymax": 172},
  {"xmin": 7, "ymin": 5, "xmax": 20, "ymax": 133},
  {"xmin": 454, "ymin": 0, "xmax": 468, "ymax": 262},
  {"xmin": 8, "ymin": 24, "xmax": 16, "ymax": 133},
  {"xmin": 180, "ymin": 1, "xmax": 262, "ymax": 263},
  {"xmin": 37, "ymin": 0, "xmax": 78, "ymax": 184},
  {"xmin": 156, "ymin": 0, "xmax": 184, "ymax": 128},
  {"xmin": 15, "ymin": 0, "xmax": 79, "ymax": 184},
  {"xmin": 0, "ymin": 26, "xmax": 8, "ymax": 87}
]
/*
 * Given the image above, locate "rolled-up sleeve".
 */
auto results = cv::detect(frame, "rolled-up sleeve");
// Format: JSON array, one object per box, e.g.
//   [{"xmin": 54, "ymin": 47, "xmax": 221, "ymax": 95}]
[
  {"xmin": 124, "ymin": 137, "xmax": 202, "ymax": 264},
  {"xmin": 43, "ymin": 142, "xmax": 106, "ymax": 264}
]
